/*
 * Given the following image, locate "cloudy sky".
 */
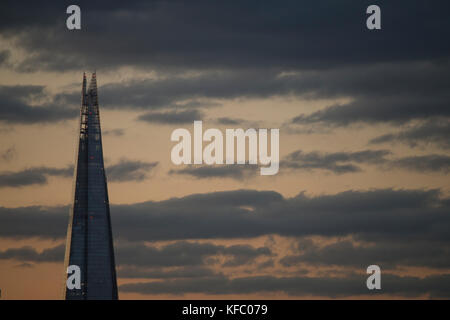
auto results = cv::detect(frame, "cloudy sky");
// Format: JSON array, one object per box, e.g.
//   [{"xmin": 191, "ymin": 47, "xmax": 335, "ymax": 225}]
[{"xmin": 0, "ymin": 0, "xmax": 449, "ymax": 299}]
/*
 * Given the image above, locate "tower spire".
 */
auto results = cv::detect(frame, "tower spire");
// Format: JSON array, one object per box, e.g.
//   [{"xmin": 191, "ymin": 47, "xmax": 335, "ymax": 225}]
[
  {"xmin": 88, "ymin": 72, "xmax": 98, "ymax": 107},
  {"xmin": 64, "ymin": 72, "xmax": 118, "ymax": 300},
  {"xmin": 81, "ymin": 72, "xmax": 87, "ymax": 106}
]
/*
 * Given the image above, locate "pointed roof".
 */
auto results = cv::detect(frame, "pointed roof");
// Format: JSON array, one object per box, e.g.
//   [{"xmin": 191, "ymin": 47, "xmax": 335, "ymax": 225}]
[
  {"xmin": 64, "ymin": 72, "xmax": 118, "ymax": 300},
  {"xmin": 88, "ymin": 72, "xmax": 98, "ymax": 106},
  {"xmin": 81, "ymin": 72, "xmax": 87, "ymax": 106}
]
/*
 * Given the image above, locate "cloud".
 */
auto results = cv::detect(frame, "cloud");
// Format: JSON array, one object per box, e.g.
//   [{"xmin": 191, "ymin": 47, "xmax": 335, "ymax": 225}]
[
  {"xmin": 118, "ymin": 266, "xmax": 221, "ymax": 279},
  {"xmin": 2, "ymin": 63, "xmax": 449, "ymax": 127},
  {"xmin": 10, "ymin": 239, "xmax": 446, "ymax": 298},
  {"xmin": 281, "ymin": 239, "xmax": 450, "ymax": 269},
  {"xmin": 215, "ymin": 117, "xmax": 245, "ymax": 125},
  {"xmin": 95, "ymin": 71, "xmax": 287, "ymax": 110},
  {"xmin": 0, "ymin": 205, "xmax": 68, "ymax": 239},
  {"xmin": 282, "ymin": 149, "xmax": 450, "ymax": 174},
  {"xmin": 105, "ymin": 189, "xmax": 450, "ymax": 243},
  {"xmin": 106, "ymin": 159, "xmax": 158, "ymax": 182},
  {"xmin": 0, "ymin": 245, "xmax": 64, "ymax": 263},
  {"xmin": 0, "ymin": 2, "xmax": 449, "ymax": 129},
  {"xmin": 115, "ymin": 241, "xmax": 272, "ymax": 268},
  {"xmin": 0, "ymin": 158, "xmax": 157, "ymax": 189},
  {"xmin": 90, "ymin": 75, "xmax": 229, "ymax": 110},
  {"xmin": 119, "ymin": 273, "xmax": 450, "ymax": 298},
  {"xmin": 282, "ymin": 149, "xmax": 391, "ymax": 174},
  {"xmin": 68, "ymin": 62, "xmax": 449, "ymax": 129},
  {"xmin": 2, "ymin": 187, "xmax": 450, "ymax": 298},
  {"xmin": 390, "ymin": 154, "xmax": 450, "ymax": 174},
  {"xmin": 137, "ymin": 109, "xmax": 203, "ymax": 125},
  {"xmin": 0, "ymin": 85, "xmax": 78, "ymax": 124},
  {"xmin": 370, "ymin": 119, "xmax": 450, "ymax": 150},
  {"xmin": 0, "ymin": 50, "xmax": 10, "ymax": 66},
  {"xmin": 213, "ymin": 117, "xmax": 259, "ymax": 127},
  {"xmin": 169, "ymin": 165, "xmax": 259, "ymax": 181},
  {"xmin": 2, "ymin": 1, "xmax": 450, "ymax": 72},
  {"xmin": 94, "ymin": 62, "xmax": 450, "ymax": 114},
  {"xmin": 1, "ymin": 188, "xmax": 449, "ymax": 243},
  {"xmin": 0, "ymin": 165, "xmax": 73, "ymax": 188},
  {"xmin": 103, "ymin": 128, "xmax": 125, "ymax": 137},
  {"xmin": 0, "ymin": 240, "xmax": 271, "ymax": 270},
  {"xmin": 282, "ymin": 62, "xmax": 450, "ymax": 127},
  {"xmin": 290, "ymin": 96, "xmax": 450, "ymax": 127}
]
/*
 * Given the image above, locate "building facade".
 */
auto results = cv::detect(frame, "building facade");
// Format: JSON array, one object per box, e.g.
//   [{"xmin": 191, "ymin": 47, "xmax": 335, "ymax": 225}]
[{"xmin": 63, "ymin": 73, "xmax": 118, "ymax": 300}]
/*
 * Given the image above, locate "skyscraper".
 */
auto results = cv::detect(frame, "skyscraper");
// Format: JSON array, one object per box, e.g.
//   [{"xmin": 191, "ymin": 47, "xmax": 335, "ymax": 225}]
[{"xmin": 63, "ymin": 73, "xmax": 118, "ymax": 300}]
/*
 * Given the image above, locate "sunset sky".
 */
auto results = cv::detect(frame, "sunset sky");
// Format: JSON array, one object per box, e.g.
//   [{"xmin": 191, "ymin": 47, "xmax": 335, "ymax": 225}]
[{"xmin": 0, "ymin": 0, "xmax": 449, "ymax": 299}]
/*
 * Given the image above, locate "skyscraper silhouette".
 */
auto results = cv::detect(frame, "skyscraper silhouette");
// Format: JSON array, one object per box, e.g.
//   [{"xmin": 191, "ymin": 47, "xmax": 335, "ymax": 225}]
[{"xmin": 63, "ymin": 73, "xmax": 118, "ymax": 300}]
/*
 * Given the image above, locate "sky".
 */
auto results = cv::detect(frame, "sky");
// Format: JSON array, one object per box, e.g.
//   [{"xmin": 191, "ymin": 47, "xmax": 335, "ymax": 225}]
[{"xmin": 0, "ymin": 0, "xmax": 449, "ymax": 299}]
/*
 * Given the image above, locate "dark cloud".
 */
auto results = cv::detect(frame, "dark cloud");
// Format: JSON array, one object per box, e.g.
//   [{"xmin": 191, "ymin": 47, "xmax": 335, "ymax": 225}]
[
  {"xmin": 102, "ymin": 128, "xmax": 125, "ymax": 137},
  {"xmin": 116, "ymin": 241, "xmax": 271, "ymax": 268},
  {"xmin": 0, "ymin": 205, "xmax": 68, "ymax": 239},
  {"xmin": 220, "ymin": 244, "xmax": 273, "ymax": 267},
  {"xmin": 282, "ymin": 149, "xmax": 391, "ymax": 174},
  {"xmin": 119, "ymin": 273, "xmax": 450, "ymax": 298},
  {"xmin": 10, "ymin": 239, "xmax": 447, "ymax": 298},
  {"xmin": 290, "ymin": 96, "xmax": 450, "ymax": 127},
  {"xmin": 390, "ymin": 154, "xmax": 450, "ymax": 174},
  {"xmin": 137, "ymin": 109, "xmax": 203, "ymax": 125},
  {"xmin": 0, "ymin": 240, "xmax": 270, "ymax": 270},
  {"xmin": 106, "ymin": 159, "xmax": 158, "ymax": 182},
  {"xmin": 107, "ymin": 189, "xmax": 450, "ymax": 243},
  {"xmin": 0, "ymin": 245, "xmax": 64, "ymax": 263},
  {"xmin": 1, "ymin": 187, "xmax": 450, "ymax": 299},
  {"xmin": 0, "ymin": 166, "xmax": 73, "ymax": 188},
  {"xmin": 212, "ymin": 117, "xmax": 260, "ymax": 128},
  {"xmin": 95, "ymin": 71, "xmax": 282, "ymax": 110},
  {"xmin": 169, "ymin": 165, "xmax": 258, "ymax": 181},
  {"xmin": 215, "ymin": 117, "xmax": 244, "ymax": 126},
  {"xmin": 282, "ymin": 149, "xmax": 450, "ymax": 174},
  {"xmin": 256, "ymin": 259, "xmax": 275, "ymax": 270},
  {"xmin": 0, "ymin": 85, "xmax": 78, "ymax": 124},
  {"xmin": 2, "ymin": 63, "xmax": 449, "ymax": 126},
  {"xmin": 0, "ymin": 2, "xmax": 448, "ymax": 128},
  {"xmin": 283, "ymin": 62, "xmax": 450, "ymax": 127},
  {"xmin": 2, "ymin": 1, "xmax": 450, "ymax": 71},
  {"xmin": 88, "ymin": 62, "xmax": 450, "ymax": 127},
  {"xmin": 281, "ymin": 239, "xmax": 450, "ymax": 269},
  {"xmin": 0, "ymin": 157, "xmax": 157, "ymax": 189},
  {"xmin": 370, "ymin": 119, "xmax": 450, "ymax": 150},
  {"xmin": 0, "ymin": 50, "xmax": 10, "ymax": 66},
  {"xmin": 95, "ymin": 76, "xmax": 226, "ymax": 110},
  {"xmin": 118, "ymin": 266, "xmax": 220, "ymax": 279},
  {"xmin": 1, "ymin": 188, "xmax": 449, "ymax": 243}
]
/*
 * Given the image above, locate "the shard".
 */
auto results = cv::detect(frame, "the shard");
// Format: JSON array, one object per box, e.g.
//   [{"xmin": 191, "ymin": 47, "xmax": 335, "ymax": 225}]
[{"xmin": 63, "ymin": 73, "xmax": 118, "ymax": 300}]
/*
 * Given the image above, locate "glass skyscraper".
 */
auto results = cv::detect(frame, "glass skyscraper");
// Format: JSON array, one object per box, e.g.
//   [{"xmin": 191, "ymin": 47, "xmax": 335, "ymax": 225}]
[{"xmin": 63, "ymin": 73, "xmax": 118, "ymax": 300}]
